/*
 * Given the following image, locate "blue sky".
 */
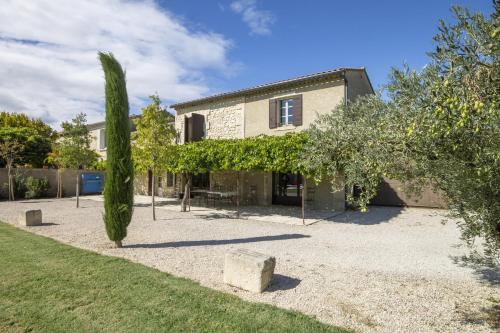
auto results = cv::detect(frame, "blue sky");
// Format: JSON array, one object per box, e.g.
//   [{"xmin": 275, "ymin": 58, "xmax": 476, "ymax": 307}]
[
  {"xmin": 0, "ymin": 0, "xmax": 494, "ymax": 127},
  {"xmin": 164, "ymin": 0, "xmax": 493, "ymax": 93}
]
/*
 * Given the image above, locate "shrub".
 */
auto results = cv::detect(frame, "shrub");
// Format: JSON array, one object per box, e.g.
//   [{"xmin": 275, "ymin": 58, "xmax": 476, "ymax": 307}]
[
  {"xmin": 2, "ymin": 172, "xmax": 27, "ymax": 199},
  {"xmin": 25, "ymin": 176, "xmax": 49, "ymax": 199},
  {"xmin": 89, "ymin": 159, "xmax": 106, "ymax": 171}
]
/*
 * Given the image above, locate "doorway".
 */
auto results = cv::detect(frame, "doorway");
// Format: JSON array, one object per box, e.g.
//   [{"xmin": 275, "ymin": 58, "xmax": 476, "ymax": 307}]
[{"xmin": 272, "ymin": 172, "xmax": 302, "ymax": 206}]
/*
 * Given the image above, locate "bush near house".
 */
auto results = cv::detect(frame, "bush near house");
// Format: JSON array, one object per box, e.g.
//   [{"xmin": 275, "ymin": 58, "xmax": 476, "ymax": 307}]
[
  {"xmin": 24, "ymin": 176, "xmax": 49, "ymax": 199},
  {"xmin": 2, "ymin": 173, "xmax": 50, "ymax": 199}
]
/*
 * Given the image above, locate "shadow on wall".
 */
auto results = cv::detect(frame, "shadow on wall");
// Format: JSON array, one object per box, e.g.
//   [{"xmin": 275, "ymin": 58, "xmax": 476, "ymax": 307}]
[
  {"xmin": 371, "ymin": 178, "xmax": 447, "ymax": 208},
  {"xmin": 125, "ymin": 234, "xmax": 310, "ymax": 249},
  {"xmin": 370, "ymin": 179, "xmax": 407, "ymax": 207}
]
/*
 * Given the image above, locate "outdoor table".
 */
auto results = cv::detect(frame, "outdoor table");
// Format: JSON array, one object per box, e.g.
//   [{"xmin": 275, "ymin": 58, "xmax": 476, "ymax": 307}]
[
  {"xmin": 207, "ymin": 191, "xmax": 237, "ymax": 206},
  {"xmin": 190, "ymin": 189, "xmax": 209, "ymax": 206}
]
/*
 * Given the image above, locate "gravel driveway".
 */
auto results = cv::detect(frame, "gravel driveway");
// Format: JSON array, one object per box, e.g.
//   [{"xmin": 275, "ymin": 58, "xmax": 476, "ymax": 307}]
[{"xmin": 0, "ymin": 198, "xmax": 497, "ymax": 333}]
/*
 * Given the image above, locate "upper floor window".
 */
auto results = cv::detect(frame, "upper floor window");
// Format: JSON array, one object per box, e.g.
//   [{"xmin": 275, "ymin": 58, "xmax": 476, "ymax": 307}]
[
  {"xmin": 184, "ymin": 113, "xmax": 205, "ymax": 143},
  {"xmin": 279, "ymin": 99, "xmax": 294, "ymax": 126},
  {"xmin": 269, "ymin": 94, "xmax": 302, "ymax": 129},
  {"xmin": 99, "ymin": 129, "xmax": 106, "ymax": 150}
]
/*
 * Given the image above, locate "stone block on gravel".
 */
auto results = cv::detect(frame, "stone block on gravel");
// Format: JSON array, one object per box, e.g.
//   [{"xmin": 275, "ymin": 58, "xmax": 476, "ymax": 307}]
[
  {"xmin": 223, "ymin": 248, "xmax": 276, "ymax": 293},
  {"xmin": 19, "ymin": 209, "xmax": 42, "ymax": 226}
]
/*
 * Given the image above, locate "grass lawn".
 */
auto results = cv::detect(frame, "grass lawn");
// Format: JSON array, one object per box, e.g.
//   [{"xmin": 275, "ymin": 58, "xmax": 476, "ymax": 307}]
[{"xmin": 0, "ymin": 222, "xmax": 350, "ymax": 333}]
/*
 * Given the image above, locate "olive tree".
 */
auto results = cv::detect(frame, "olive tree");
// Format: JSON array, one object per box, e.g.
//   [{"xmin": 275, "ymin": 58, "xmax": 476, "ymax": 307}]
[
  {"xmin": 387, "ymin": 4, "xmax": 499, "ymax": 256},
  {"xmin": 303, "ymin": 4, "xmax": 499, "ymax": 257}
]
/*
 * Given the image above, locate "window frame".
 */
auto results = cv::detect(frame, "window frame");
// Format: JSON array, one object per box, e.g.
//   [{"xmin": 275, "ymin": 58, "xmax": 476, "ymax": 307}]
[
  {"xmin": 99, "ymin": 128, "xmax": 107, "ymax": 151},
  {"xmin": 278, "ymin": 98, "xmax": 294, "ymax": 126}
]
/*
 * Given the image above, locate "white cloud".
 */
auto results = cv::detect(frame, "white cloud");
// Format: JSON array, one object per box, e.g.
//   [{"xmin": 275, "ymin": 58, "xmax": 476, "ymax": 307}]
[
  {"xmin": 230, "ymin": 0, "xmax": 275, "ymax": 36},
  {"xmin": 0, "ymin": 0, "xmax": 235, "ymax": 128}
]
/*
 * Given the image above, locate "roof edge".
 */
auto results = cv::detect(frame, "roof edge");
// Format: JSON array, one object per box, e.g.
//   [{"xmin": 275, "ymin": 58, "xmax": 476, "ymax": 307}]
[
  {"xmin": 86, "ymin": 114, "xmax": 141, "ymax": 130},
  {"xmin": 170, "ymin": 67, "xmax": 367, "ymax": 109}
]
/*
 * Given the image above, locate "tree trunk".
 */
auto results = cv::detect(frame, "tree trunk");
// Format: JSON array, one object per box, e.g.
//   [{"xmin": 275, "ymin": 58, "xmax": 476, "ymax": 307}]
[
  {"xmin": 115, "ymin": 240, "xmax": 122, "ymax": 248},
  {"xmin": 302, "ymin": 177, "xmax": 306, "ymax": 225},
  {"xmin": 9, "ymin": 174, "xmax": 14, "ymax": 201},
  {"xmin": 60, "ymin": 170, "xmax": 63, "ymax": 198},
  {"xmin": 57, "ymin": 169, "xmax": 61, "ymax": 198},
  {"xmin": 236, "ymin": 171, "xmax": 240, "ymax": 219},
  {"xmin": 188, "ymin": 174, "xmax": 191, "ymax": 212},
  {"xmin": 76, "ymin": 172, "xmax": 80, "ymax": 208},
  {"xmin": 7, "ymin": 165, "xmax": 13, "ymax": 201},
  {"xmin": 56, "ymin": 170, "xmax": 60, "ymax": 198},
  {"xmin": 181, "ymin": 173, "xmax": 189, "ymax": 212},
  {"xmin": 151, "ymin": 170, "xmax": 156, "ymax": 221}
]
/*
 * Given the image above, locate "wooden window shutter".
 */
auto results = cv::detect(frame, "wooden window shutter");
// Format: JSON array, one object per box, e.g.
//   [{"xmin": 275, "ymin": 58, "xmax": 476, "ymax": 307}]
[
  {"xmin": 292, "ymin": 94, "xmax": 303, "ymax": 126},
  {"xmin": 184, "ymin": 115, "xmax": 194, "ymax": 143},
  {"xmin": 99, "ymin": 129, "xmax": 106, "ymax": 150},
  {"xmin": 191, "ymin": 113, "xmax": 205, "ymax": 142},
  {"xmin": 269, "ymin": 99, "xmax": 277, "ymax": 129}
]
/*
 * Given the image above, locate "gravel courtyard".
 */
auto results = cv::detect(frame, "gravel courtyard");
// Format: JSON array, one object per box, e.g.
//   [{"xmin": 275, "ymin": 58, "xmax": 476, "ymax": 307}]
[{"xmin": 0, "ymin": 198, "xmax": 498, "ymax": 333}]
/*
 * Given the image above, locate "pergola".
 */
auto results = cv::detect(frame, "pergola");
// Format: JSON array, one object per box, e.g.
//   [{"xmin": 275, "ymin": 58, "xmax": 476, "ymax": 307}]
[{"xmin": 165, "ymin": 132, "xmax": 312, "ymax": 224}]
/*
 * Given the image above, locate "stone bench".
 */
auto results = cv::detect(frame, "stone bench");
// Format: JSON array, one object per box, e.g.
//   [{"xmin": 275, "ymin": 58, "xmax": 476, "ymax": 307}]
[
  {"xmin": 19, "ymin": 209, "xmax": 42, "ymax": 226},
  {"xmin": 223, "ymin": 249, "xmax": 276, "ymax": 293}
]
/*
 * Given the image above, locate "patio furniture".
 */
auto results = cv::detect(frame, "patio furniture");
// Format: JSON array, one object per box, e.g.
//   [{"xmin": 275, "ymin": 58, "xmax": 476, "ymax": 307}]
[
  {"xmin": 207, "ymin": 190, "xmax": 237, "ymax": 207},
  {"xmin": 191, "ymin": 189, "xmax": 209, "ymax": 206},
  {"xmin": 248, "ymin": 185, "xmax": 258, "ymax": 205}
]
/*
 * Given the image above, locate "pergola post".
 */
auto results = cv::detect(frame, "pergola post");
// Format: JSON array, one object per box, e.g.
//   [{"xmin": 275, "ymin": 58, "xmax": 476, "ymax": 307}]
[
  {"xmin": 236, "ymin": 171, "xmax": 240, "ymax": 219},
  {"xmin": 188, "ymin": 174, "xmax": 191, "ymax": 212},
  {"xmin": 302, "ymin": 176, "xmax": 306, "ymax": 225}
]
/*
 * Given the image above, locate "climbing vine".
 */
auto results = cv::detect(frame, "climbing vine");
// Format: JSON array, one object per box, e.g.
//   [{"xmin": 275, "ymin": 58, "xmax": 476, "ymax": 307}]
[{"xmin": 164, "ymin": 132, "xmax": 310, "ymax": 175}]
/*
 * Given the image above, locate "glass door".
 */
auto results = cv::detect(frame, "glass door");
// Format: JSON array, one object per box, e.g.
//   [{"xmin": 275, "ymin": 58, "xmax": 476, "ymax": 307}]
[{"xmin": 272, "ymin": 172, "xmax": 302, "ymax": 206}]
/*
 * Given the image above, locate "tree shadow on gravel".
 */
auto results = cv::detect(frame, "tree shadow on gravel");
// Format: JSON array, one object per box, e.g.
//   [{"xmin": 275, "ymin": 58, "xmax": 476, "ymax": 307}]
[
  {"xmin": 458, "ymin": 297, "xmax": 500, "ymax": 331},
  {"xmin": 266, "ymin": 274, "xmax": 301, "ymax": 291},
  {"xmin": 133, "ymin": 201, "xmax": 176, "ymax": 208},
  {"xmin": 330, "ymin": 206, "xmax": 404, "ymax": 225},
  {"xmin": 450, "ymin": 254, "xmax": 499, "ymax": 285},
  {"xmin": 125, "ymin": 234, "xmax": 310, "ymax": 249},
  {"xmin": 451, "ymin": 252, "xmax": 499, "ymax": 330}
]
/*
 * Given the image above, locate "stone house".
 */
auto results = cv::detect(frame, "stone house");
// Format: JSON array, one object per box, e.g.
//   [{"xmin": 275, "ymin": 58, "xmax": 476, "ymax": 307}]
[
  {"xmin": 169, "ymin": 68, "xmax": 374, "ymax": 211},
  {"xmin": 88, "ymin": 115, "xmax": 140, "ymax": 161},
  {"xmin": 87, "ymin": 115, "xmax": 179, "ymax": 198},
  {"xmin": 88, "ymin": 115, "xmax": 151, "ymax": 196}
]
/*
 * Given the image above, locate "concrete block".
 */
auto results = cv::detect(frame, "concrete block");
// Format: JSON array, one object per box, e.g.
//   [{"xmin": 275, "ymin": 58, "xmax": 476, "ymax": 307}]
[
  {"xmin": 19, "ymin": 209, "xmax": 42, "ymax": 226},
  {"xmin": 224, "ymin": 248, "xmax": 276, "ymax": 293}
]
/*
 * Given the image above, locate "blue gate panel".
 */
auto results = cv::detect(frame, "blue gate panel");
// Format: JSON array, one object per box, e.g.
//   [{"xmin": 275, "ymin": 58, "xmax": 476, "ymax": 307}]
[{"xmin": 81, "ymin": 172, "xmax": 104, "ymax": 194}]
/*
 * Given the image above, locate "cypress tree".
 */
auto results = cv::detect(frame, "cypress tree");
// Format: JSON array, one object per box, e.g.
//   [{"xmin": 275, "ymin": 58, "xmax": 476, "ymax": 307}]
[{"xmin": 99, "ymin": 52, "xmax": 134, "ymax": 248}]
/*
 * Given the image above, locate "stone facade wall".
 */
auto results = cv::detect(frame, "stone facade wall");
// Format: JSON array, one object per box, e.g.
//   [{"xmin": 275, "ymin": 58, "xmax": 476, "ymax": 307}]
[
  {"xmin": 175, "ymin": 98, "xmax": 244, "ymax": 143},
  {"xmin": 171, "ymin": 74, "xmax": 375, "ymax": 212},
  {"xmin": 244, "ymin": 78, "xmax": 345, "ymax": 137}
]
